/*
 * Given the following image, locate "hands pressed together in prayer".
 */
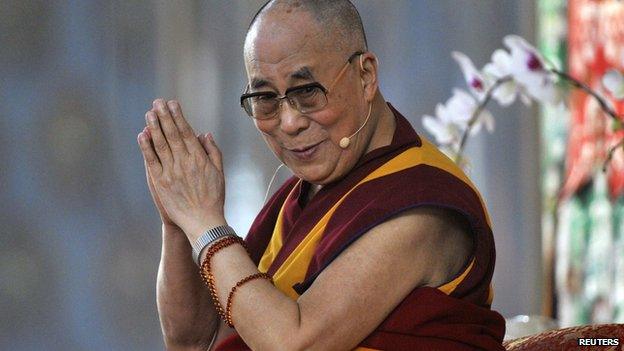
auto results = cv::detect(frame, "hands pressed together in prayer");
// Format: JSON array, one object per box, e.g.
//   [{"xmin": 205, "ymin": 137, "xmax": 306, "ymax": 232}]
[{"xmin": 138, "ymin": 99, "xmax": 227, "ymax": 244}]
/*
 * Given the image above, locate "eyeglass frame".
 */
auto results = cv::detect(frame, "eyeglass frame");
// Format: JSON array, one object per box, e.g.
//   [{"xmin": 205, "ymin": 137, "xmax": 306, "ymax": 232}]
[{"xmin": 239, "ymin": 51, "xmax": 365, "ymax": 120}]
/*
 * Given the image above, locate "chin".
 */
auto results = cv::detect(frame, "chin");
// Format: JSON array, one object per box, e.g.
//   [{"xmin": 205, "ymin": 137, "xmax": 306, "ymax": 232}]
[
  {"xmin": 280, "ymin": 142, "xmax": 355, "ymax": 184},
  {"xmin": 287, "ymin": 160, "xmax": 335, "ymax": 184}
]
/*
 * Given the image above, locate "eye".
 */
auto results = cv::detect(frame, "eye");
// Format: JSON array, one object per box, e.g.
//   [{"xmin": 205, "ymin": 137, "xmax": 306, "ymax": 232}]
[
  {"xmin": 252, "ymin": 93, "xmax": 276, "ymax": 102},
  {"xmin": 295, "ymin": 86, "xmax": 320, "ymax": 98}
]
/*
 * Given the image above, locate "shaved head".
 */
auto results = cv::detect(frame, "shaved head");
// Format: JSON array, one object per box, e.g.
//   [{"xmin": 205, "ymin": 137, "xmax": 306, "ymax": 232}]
[
  {"xmin": 241, "ymin": 0, "xmax": 385, "ymax": 185},
  {"xmin": 245, "ymin": 0, "xmax": 368, "ymax": 55}
]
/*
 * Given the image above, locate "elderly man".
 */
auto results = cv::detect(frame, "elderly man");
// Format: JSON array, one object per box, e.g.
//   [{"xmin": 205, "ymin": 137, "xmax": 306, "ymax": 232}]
[{"xmin": 138, "ymin": 0, "xmax": 506, "ymax": 350}]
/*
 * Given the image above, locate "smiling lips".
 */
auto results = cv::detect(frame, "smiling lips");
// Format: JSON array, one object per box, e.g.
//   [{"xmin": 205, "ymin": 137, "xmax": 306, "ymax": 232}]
[{"xmin": 287, "ymin": 140, "xmax": 324, "ymax": 160}]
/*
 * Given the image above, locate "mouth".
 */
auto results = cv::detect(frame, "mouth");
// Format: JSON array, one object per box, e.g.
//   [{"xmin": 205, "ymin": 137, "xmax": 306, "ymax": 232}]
[{"xmin": 287, "ymin": 140, "xmax": 324, "ymax": 160}]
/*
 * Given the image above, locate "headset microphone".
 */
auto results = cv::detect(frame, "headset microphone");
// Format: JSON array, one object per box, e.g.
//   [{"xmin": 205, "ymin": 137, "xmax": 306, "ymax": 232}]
[
  {"xmin": 339, "ymin": 102, "xmax": 373, "ymax": 149},
  {"xmin": 338, "ymin": 54, "xmax": 378, "ymax": 149}
]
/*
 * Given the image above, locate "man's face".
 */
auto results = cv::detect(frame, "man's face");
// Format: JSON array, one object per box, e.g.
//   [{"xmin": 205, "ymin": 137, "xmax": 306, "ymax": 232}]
[{"xmin": 244, "ymin": 10, "xmax": 371, "ymax": 185}]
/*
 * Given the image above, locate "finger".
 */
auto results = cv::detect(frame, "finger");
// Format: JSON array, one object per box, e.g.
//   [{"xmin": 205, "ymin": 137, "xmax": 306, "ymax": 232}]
[
  {"xmin": 153, "ymin": 99, "xmax": 187, "ymax": 155},
  {"xmin": 198, "ymin": 133, "xmax": 209, "ymax": 153},
  {"xmin": 198, "ymin": 133, "xmax": 218, "ymax": 171},
  {"xmin": 144, "ymin": 159, "xmax": 155, "ymax": 193},
  {"xmin": 143, "ymin": 159, "xmax": 173, "ymax": 225},
  {"xmin": 138, "ymin": 128, "xmax": 163, "ymax": 175},
  {"xmin": 144, "ymin": 159, "xmax": 163, "ymax": 211},
  {"xmin": 202, "ymin": 133, "xmax": 223, "ymax": 172},
  {"xmin": 167, "ymin": 100, "xmax": 204, "ymax": 155},
  {"xmin": 146, "ymin": 110, "xmax": 174, "ymax": 166},
  {"xmin": 144, "ymin": 159, "xmax": 159, "ymax": 202},
  {"xmin": 197, "ymin": 133, "xmax": 207, "ymax": 149}
]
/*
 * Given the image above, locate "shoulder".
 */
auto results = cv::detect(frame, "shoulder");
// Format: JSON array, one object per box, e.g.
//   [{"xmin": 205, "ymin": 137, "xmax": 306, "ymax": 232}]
[
  {"xmin": 312, "ymin": 163, "xmax": 482, "ymax": 286},
  {"xmin": 360, "ymin": 205, "xmax": 474, "ymax": 287}
]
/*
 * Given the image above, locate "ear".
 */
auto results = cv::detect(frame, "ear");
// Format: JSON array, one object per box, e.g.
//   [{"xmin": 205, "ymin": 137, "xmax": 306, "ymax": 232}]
[{"xmin": 359, "ymin": 52, "xmax": 379, "ymax": 103}]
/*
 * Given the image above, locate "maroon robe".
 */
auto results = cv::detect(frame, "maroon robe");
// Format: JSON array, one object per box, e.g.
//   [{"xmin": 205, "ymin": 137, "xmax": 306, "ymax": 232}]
[{"xmin": 216, "ymin": 103, "xmax": 506, "ymax": 350}]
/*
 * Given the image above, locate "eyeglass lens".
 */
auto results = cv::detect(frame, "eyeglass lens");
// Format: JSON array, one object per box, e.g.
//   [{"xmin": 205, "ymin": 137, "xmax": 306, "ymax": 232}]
[{"xmin": 244, "ymin": 85, "xmax": 327, "ymax": 119}]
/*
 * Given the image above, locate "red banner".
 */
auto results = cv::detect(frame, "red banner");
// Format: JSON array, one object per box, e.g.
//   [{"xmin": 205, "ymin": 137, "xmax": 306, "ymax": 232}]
[{"xmin": 563, "ymin": 0, "xmax": 624, "ymax": 200}]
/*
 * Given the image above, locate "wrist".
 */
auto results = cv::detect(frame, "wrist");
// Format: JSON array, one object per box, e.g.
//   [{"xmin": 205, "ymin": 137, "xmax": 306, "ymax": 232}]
[
  {"xmin": 184, "ymin": 215, "xmax": 228, "ymax": 243},
  {"xmin": 192, "ymin": 225, "xmax": 238, "ymax": 265},
  {"xmin": 162, "ymin": 223, "xmax": 182, "ymax": 233},
  {"xmin": 161, "ymin": 224, "xmax": 191, "ymax": 245}
]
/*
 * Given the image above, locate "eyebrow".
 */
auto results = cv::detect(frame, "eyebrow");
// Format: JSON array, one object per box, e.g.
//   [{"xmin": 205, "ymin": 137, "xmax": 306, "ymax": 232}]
[
  {"xmin": 250, "ymin": 77, "xmax": 271, "ymax": 90},
  {"xmin": 291, "ymin": 67, "xmax": 315, "ymax": 81},
  {"xmin": 249, "ymin": 66, "xmax": 317, "ymax": 91}
]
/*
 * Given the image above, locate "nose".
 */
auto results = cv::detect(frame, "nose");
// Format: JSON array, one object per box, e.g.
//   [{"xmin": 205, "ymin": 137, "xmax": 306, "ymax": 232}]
[{"xmin": 278, "ymin": 99, "xmax": 309, "ymax": 136}]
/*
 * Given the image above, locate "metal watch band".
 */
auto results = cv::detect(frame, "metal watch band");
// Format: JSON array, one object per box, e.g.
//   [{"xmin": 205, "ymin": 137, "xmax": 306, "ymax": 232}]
[{"xmin": 192, "ymin": 225, "xmax": 237, "ymax": 265}]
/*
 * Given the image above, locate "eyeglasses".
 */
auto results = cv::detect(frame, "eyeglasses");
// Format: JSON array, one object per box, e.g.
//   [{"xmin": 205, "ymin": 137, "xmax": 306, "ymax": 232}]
[{"xmin": 240, "ymin": 51, "xmax": 364, "ymax": 120}]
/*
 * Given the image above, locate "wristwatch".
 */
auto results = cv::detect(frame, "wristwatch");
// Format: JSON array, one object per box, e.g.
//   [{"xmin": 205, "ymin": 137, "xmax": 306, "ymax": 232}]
[{"xmin": 192, "ymin": 225, "xmax": 237, "ymax": 265}]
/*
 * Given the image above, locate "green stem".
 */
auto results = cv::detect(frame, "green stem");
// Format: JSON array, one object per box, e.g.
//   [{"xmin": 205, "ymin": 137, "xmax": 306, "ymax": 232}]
[
  {"xmin": 603, "ymin": 138, "xmax": 624, "ymax": 172},
  {"xmin": 455, "ymin": 76, "xmax": 513, "ymax": 163},
  {"xmin": 551, "ymin": 69, "xmax": 624, "ymax": 172},
  {"xmin": 550, "ymin": 68, "xmax": 620, "ymax": 122}
]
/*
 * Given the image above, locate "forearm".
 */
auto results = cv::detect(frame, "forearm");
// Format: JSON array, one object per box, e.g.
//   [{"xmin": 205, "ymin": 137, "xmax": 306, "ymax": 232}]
[
  {"xmin": 205, "ymin": 244, "xmax": 308, "ymax": 351},
  {"xmin": 157, "ymin": 224, "xmax": 219, "ymax": 350}
]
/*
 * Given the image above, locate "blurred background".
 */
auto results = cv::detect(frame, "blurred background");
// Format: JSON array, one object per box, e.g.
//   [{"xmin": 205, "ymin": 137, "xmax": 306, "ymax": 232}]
[{"xmin": 2, "ymin": 0, "xmax": 622, "ymax": 349}]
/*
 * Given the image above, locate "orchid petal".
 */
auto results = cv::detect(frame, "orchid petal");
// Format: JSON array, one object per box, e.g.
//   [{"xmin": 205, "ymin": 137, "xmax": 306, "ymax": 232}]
[
  {"xmin": 467, "ymin": 109, "xmax": 494, "ymax": 136},
  {"xmin": 446, "ymin": 88, "xmax": 478, "ymax": 123},
  {"xmin": 523, "ymin": 74, "xmax": 562, "ymax": 105},
  {"xmin": 423, "ymin": 115, "xmax": 454, "ymax": 145},
  {"xmin": 434, "ymin": 103, "xmax": 451, "ymax": 123},
  {"xmin": 520, "ymin": 91, "xmax": 533, "ymax": 106},
  {"xmin": 480, "ymin": 109, "xmax": 496, "ymax": 132},
  {"xmin": 452, "ymin": 51, "xmax": 488, "ymax": 98},
  {"xmin": 491, "ymin": 80, "xmax": 518, "ymax": 106},
  {"xmin": 484, "ymin": 49, "xmax": 514, "ymax": 78},
  {"xmin": 501, "ymin": 36, "xmax": 560, "ymax": 106},
  {"xmin": 504, "ymin": 35, "xmax": 545, "ymax": 67}
]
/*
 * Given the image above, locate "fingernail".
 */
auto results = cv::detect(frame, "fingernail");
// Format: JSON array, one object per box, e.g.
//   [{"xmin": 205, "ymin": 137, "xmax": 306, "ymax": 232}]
[
  {"xmin": 208, "ymin": 133, "xmax": 214, "ymax": 142},
  {"xmin": 148, "ymin": 114, "xmax": 157, "ymax": 125}
]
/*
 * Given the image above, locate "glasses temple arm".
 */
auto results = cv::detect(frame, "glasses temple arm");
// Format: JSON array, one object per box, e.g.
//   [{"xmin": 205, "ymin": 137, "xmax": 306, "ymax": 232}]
[{"xmin": 326, "ymin": 61, "xmax": 353, "ymax": 94}]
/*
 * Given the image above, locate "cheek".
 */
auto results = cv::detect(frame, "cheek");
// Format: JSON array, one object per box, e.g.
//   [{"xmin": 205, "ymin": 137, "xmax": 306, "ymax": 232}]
[
  {"xmin": 254, "ymin": 118, "xmax": 279, "ymax": 134},
  {"xmin": 312, "ymin": 109, "xmax": 338, "ymax": 125},
  {"xmin": 310, "ymin": 106, "xmax": 350, "ymax": 137},
  {"xmin": 261, "ymin": 136, "xmax": 285, "ymax": 164},
  {"xmin": 254, "ymin": 120, "xmax": 283, "ymax": 155}
]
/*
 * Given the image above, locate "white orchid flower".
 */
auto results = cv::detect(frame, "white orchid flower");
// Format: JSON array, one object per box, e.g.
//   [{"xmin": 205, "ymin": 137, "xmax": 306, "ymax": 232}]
[
  {"xmin": 503, "ymin": 35, "xmax": 562, "ymax": 105},
  {"xmin": 423, "ymin": 103, "xmax": 464, "ymax": 145},
  {"xmin": 452, "ymin": 51, "xmax": 490, "ymax": 99},
  {"xmin": 423, "ymin": 89, "xmax": 495, "ymax": 146},
  {"xmin": 602, "ymin": 69, "xmax": 624, "ymax": 100},
  {"xmin": 446, "ymin": 89, "xmax": 495, "ymax": 134},
  {"xmin": 482, "ymin": 49, "xmax": 527, "ymax": 106},
  {"xmin": 446, "ymin": 89, "xmax": 478, "ymax": 122}
]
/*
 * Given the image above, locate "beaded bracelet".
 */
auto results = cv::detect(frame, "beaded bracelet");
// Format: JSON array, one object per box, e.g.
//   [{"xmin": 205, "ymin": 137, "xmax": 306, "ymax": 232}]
[
  {"xmin": 225, "ymin": 272, "xmax": 273, "ymax": 327},
  {"xmin": 199, "ymin": 235, "xmax": 248, "ymax": 321}
]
